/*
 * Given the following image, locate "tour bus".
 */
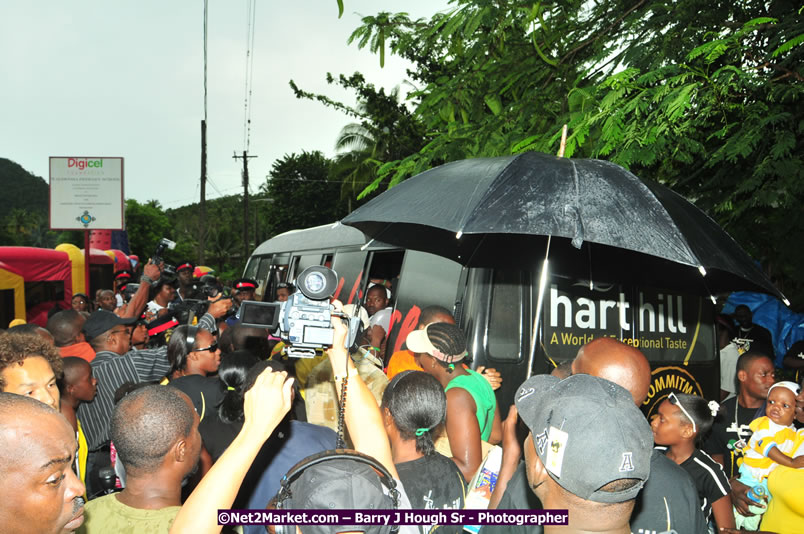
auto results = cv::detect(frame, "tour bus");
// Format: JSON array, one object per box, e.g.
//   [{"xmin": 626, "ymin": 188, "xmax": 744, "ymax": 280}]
[{"xmin": 244, "ymin": 222, "xmax": 718, "ymax": 417}]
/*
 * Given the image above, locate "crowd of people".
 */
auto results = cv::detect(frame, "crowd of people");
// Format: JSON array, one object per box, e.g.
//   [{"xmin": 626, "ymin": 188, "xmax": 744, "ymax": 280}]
[{"xmin": 0, "ymin": 259, "xmax": 803, "ymax": 534}]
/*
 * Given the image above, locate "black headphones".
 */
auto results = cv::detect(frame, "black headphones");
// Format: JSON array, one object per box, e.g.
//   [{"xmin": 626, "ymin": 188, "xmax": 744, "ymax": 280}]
[
  {"xmin": 273, "ymin": 449, "xmax": 400, "ymax": 534},
  {"xmin": 184, "ymin": 325, "xmax": 199, "ymax": 353}
]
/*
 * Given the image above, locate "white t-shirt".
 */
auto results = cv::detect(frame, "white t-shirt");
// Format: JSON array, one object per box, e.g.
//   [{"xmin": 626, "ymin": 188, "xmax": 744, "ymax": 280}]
[
  {"xmin": 369, "ymin": 307, "xmax": 393, "ymax": 333},
  {"xmin": 719, "ymin": 343, "xmax": 741, "ymax": 394}
]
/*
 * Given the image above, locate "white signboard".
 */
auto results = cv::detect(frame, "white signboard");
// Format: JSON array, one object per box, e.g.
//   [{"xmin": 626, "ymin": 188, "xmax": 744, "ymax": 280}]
[{"xmin": 49, "ymin": 157, "xmax": 125, "ymax": 230}]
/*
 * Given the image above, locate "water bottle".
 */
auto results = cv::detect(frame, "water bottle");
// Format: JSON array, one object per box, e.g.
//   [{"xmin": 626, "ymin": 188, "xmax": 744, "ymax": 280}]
[
  {"xmin": 736, "ymin": 485, "xmax": 767, "ymax": 531},
  {"xmin": 747, "ymin": 485, "xmax": 766, "ymax": 504}
]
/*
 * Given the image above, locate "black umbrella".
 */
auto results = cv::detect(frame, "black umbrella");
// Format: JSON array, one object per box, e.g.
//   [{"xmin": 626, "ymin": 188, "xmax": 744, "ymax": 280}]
[{"xmin": 342, "ymin": 151, "xmax": 784, "ymax": 301}]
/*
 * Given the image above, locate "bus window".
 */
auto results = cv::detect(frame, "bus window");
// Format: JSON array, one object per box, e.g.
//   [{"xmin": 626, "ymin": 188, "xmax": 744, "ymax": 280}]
[
  {"xmin": 366, "ymin": 250, "xmax": 405, "ymax": 303},
  {"xmin": 254, "ymin": 257, "xmax": 273, "ymax": 300},
  {"xmin": 288, "ymin": 257, "xmax": 300, "ymax": 280},
  {"xmin": 360, "ymin": 250, "xmax": 405, "ymax": 363},
  {"xmin": 272, "ymin": 254, "xmax": 290, "ymax": 282},
  {"xmin": 486, "ymin": 269, "xmax": 529, "ymax": 363},
  {"xmin": 331, "ymin": 251, "xmax": 369, "ymax": 304},
  {"xmin": 243, "ymin": 255, "xmax": 267, "ymax": 280},
  {"xmin": 295, "ymin": 254, "xmax": 326, "ymax": 274},
  {"xmin": 393, "ymin": 251, "xmax": 462, "ymax": 316}
]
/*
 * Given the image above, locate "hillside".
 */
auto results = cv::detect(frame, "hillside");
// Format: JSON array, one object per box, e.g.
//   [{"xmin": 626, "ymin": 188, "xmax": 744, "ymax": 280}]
[{"xmin": 0, "ymin": 158, "xmax": 49, "ymax": 216}]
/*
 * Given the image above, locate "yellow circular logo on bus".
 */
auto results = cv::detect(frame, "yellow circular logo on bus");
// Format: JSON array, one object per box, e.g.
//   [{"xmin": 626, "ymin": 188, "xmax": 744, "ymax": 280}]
[{"xmin": 642, "ymin": 366, "xmax": 704, "ymax": 419}]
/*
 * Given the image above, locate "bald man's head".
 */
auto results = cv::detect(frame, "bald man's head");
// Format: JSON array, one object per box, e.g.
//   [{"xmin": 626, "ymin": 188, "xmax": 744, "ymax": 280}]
[
  {"xmin": 0, "ymin": 393, "xmax": 60, "ymax": 467},
  {"xmin": 572, "ymin": 338, "xmax": 651, "ymax": 405}
]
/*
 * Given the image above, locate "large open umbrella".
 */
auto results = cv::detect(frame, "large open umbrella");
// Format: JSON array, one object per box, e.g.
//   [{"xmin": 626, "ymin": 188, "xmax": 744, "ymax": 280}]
[{"xmin": 342, "ymin": 151, "xmax": 784, "ymax": 302}]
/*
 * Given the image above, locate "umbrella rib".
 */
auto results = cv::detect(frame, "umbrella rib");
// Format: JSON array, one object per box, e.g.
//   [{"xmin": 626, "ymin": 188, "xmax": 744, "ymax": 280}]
[
  {"xmin": 455, "ymin": 155, "xmax": 524, "ymax": 237},
  {"xmin": 568, "ymin": 159, "xmax": 585, "ymax": 249},
  {"xmin": 455, "ymin": 176, "xmax": 492, "ymax": 237}
]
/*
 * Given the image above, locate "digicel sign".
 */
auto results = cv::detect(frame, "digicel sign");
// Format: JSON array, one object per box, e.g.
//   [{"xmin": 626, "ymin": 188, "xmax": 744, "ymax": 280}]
[{"xmin": 67, "ymin": 158, "xmax": 103, "ymax": 170}]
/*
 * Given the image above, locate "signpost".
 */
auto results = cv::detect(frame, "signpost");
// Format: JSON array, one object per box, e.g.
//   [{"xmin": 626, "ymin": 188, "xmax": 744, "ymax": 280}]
[{"xmin": 49, "ymin": 157, "xmax": 124, "ymax": 295}]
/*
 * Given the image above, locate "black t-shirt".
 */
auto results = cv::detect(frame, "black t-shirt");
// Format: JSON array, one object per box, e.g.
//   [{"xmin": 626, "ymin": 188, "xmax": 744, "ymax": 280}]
[
  {"xmin": 703, "ymin": 396, "xmax": 763, "ymax": 479},
  {"xmin": 657, "ymin": 447, "xmax": 730, "ymax": 524},
  {"xmin": 198, "ymin": 410, "xmax": 243, "ymax": 461},
  {"xmin": 631, "ymin": 451, "xmax": 708, "ymax": 534},
  {"xmin": 169, "ymin": 374, "xmax": 224, "ymax": 423},
  {"xmin": 739, "ymin": 324, "xmax": 774, "ymax": 359},
  {"xmin": 480, "ymin": 453, "xmax": 707, "ymax": 534},
  {"xmin": 396, "ymin": 453, "xmax": 466, "ymax": 534}
]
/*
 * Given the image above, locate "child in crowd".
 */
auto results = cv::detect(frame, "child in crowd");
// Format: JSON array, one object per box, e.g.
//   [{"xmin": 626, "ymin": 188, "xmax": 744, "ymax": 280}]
[
  {"xmin": 734, "ymin": 381, "xmax": 804, "ymax": 529},
  {"xmin": 652, "ymin": 392, "xmax": 735, "ymax": 532}
]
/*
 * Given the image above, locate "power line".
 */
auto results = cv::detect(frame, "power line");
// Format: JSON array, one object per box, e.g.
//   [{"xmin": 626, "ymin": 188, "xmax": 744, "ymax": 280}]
[
  {"xmin": 203, "ymin": 0, "xmax": 208, "ymax": 121},
  {"xmin": 242, "ymin": 0, "xmax": 257, "ymax": 152},
  {"xmin": 162, "ymin": 186, "xmax": 244, "ymax": 208}
]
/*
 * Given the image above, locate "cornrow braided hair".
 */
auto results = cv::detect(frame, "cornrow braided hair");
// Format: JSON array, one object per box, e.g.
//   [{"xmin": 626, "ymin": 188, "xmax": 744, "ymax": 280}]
[{"xmin": 427, "ymin": 323, "xmax": 466, "ymax": 356}]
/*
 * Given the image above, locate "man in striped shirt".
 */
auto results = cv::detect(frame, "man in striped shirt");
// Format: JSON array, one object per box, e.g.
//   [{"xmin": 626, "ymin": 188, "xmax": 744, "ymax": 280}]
[{"xmin": 78, "ymin": 280, "xmax": 230, "ymax": 497}]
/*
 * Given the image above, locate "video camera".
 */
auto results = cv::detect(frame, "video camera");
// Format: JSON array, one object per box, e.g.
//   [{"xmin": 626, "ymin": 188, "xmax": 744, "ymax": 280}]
[
  {"xmin": 168, "ymin": 275, "xmax": 231, "ymax": 324},
  {"xmin": 239, "ymin": 266, "xmax": 361, "ymax": 358}
]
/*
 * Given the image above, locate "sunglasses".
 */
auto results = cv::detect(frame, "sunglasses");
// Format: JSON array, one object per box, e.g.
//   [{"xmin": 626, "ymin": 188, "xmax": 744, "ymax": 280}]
[
  {"xmin": 194, "ymin": 343, "xmax": 218, "ymax": 353},
  {"xmin": 668, "ymin": 392, "xmax": 696, "ymax": 434}
]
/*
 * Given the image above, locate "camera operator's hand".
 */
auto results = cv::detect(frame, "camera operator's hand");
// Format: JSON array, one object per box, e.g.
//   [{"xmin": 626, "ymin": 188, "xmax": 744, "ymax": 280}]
[
  {"xmin": 328, "ymin": 299, "xmax": 349, "ymax": 355},
  {"xmin": 242, "ymin": 367, "xmax": 294, "ymax": 443},
  {"xmin": 142, "ymin": 260, "xmax": 161, "ymax": 282},
  {"xmin": 207, "ymin": 295, "xmax": 232, "ymax": 319}
]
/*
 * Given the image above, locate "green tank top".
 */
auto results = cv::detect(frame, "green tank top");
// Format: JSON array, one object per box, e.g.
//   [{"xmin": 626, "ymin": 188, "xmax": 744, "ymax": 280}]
[{"xmin": 444, "ymin": 369, "xmax": 496, "ymax": 442}]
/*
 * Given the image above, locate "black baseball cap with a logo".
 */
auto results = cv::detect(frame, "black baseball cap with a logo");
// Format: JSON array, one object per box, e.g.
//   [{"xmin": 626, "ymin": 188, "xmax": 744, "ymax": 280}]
[{"xmin": 515, "ymin": 373, "xmax": 653, "ymax": 503}]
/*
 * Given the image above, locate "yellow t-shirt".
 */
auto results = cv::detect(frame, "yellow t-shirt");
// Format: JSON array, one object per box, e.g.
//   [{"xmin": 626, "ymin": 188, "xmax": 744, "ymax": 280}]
[
  {"xmin": 742, "ymin": 416, "xmax": 797, "ymax": 480},
  {"xmin": 760, "ymin": 435, "xmax": 804, "ymax": 533},
  {"xmin": 77, "ymin": 419, "xmax": 88, "ymax": 498}
]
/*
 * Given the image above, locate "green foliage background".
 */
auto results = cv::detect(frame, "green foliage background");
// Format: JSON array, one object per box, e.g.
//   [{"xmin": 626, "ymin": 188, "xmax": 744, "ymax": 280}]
[{"xmin": 323, "ymin": 0, "xmax": 803, "ymax": 307}]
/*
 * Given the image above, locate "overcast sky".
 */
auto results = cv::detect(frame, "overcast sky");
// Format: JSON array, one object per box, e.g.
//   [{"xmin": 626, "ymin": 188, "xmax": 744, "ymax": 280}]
[{"xmin": 0, "ymin": 1, "xmax": 450, "ymax": 208}]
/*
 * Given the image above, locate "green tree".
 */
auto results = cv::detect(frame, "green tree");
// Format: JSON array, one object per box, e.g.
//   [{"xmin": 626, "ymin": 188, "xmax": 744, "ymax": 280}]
[
  {"xmin": 259, "ymin": 151, "xmax": 348, "ymax": 236},
  {"xmin": 124, "ymin": 199, "xmax": 172, "ymax": 260},
  {"xmin": 164, "ymin": 194, "xmax": 252, "ymax": 279},
  {"xmin": 290, "ymin": 72, "xmax": 426, "ymax": 207},
  {"xmin": 338, "ymin": 0, "xmax": 804, "ymax": 306}
]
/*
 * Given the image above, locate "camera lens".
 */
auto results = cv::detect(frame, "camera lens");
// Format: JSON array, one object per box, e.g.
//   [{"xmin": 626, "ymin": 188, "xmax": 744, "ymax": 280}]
[
  {"xmin": 296, "ymin": 266, "xmax": 338, "ymax": 299},
  {"xmin": 304, "ymin": 272, "xmax": 325, "ymax": 293}
]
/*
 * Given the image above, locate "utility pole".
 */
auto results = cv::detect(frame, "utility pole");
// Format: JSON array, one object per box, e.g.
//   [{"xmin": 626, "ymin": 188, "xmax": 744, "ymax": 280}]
[
  {"xmin": 199, "ymin": 120, "xmax": 207, "ymax": 264},
  {"xmin": 233, "ymin": 150, "xmax": 257, "ymax": 263}
]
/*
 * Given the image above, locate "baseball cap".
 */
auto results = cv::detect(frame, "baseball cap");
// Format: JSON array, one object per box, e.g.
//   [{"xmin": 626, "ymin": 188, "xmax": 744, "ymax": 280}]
[
  {"xmin": 280, "ymin": 451, "xmax": 397, "ymax": 534},
  {"xmin": 83, "ymin": 310, "xmax": 137, "ymax": 340},
  {"xmin": 515, "ymin": 374, "xmax": 653, "ymax": 503},
  {"xmin": 405, "ymin": 323, "xmax": 467, "ymax": 363},
  {"xmin": 768, "ymin": 381, "xmax": 801, "ymax": 397}
]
